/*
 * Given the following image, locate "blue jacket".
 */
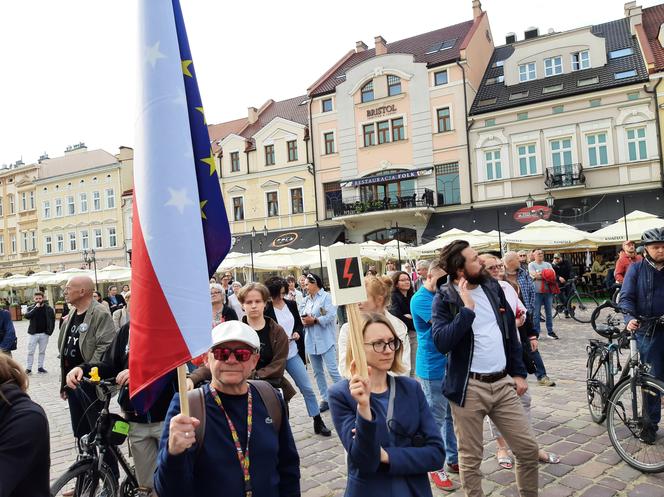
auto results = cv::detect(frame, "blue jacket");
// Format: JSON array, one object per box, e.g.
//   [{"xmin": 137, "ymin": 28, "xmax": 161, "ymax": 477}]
[
  {"xmin": 154, "ymin": 384, "xmax": 300, "ymax": 497},
  {"xmin": 431, "ymin": 277, "xmax": 527, "ymax": 406},
  {"xmin": 620, "ymin": 258, "xmax": 664, "ymax": 325},
  {"xmin": 328, "ymin": 377, "xmax": 445, "ymax": 497},
  {"xmin": 0, "ymin": 310, "xmax": 16, "ymax": 352},
  {"xmin": 302, "ymin": 289, "xmax": 337, "ymax": 355},
  {"xmin": 410, "ymin": 286, "xmax": 446, "ymax": 381}
]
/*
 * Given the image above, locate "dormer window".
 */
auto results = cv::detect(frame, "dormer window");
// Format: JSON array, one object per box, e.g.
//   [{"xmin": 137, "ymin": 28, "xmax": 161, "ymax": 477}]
[
  {"xmin": 544, "ymin": 56, "xmax": 563, "ymax": 77},
  {"xmin": 571, "ymin": 50, "xmax": 590, "ymax": 71},
  {"xmin": 609, "ymin": 47, "xmax": 633, "ymax": 59},
  {"xmin": 387, "ymin": 75, "xmax": 401, "ymax": 96},
  {"xmin": 361, "ymin": 81, "xmax": 374, "ymax": 103},
  {"xmin": 519, "ymin": 62, "xmax": 536, "ymax": 82}
]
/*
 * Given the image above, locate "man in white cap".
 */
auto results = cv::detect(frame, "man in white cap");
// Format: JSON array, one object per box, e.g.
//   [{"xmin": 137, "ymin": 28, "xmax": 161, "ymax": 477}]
[{"xmin": 154, "ymin": 321, "xmax": 300, "ymax": 497}]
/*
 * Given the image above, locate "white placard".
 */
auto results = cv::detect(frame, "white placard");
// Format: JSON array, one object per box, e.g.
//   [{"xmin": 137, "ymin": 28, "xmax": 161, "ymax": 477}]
[{"xmin": 326, "ymin": 244, "xmax": 367, "ymax": 306}]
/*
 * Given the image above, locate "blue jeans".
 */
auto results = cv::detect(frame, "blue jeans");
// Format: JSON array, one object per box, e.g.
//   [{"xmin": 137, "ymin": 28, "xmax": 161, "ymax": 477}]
[
  {"xmin": 420, "ymin": 378, "xmax": 458, "ymax": 465},
  {"xmin": 531, "ymin": 349, "xmax": 548, "ymax": 380},
  {"xmin": 286, "ymin": 355, "xmax": 320, "ymax": 417},
  {"xmin": 533, "ymin": 293, "xmax": 554, "ymax": 335},
  {"xmin": 636, "ymin": 331, "xmax": 664, "ymax": 426},
  {"xmin": 309, "ymin": 345, "xmax": 342, "ymax": 402}
]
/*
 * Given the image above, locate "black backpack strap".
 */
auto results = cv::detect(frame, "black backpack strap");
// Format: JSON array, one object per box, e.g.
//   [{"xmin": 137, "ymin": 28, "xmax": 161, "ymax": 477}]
[
  {"xmin": 247, "ymin": 379, "xmax": 283, "ymax": 433},
  {"xmin": 186, "ymin": 387, "xmax": 206, "ymax": 457}
]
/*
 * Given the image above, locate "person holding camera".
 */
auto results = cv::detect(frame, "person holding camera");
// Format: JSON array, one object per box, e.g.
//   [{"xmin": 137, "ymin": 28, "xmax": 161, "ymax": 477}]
[{"xmin": 24, "ymin": 292, "xmax": 55, "ymax": 374}]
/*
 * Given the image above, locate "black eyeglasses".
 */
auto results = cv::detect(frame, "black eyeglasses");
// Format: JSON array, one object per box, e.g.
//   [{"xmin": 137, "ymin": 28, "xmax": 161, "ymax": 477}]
[{"xmin": 364, "ymin": 339, "xmax": 401, "ymax": 353}]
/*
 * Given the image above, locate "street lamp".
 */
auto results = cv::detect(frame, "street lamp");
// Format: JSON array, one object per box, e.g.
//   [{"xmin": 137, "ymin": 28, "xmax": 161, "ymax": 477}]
[
  {"xmin": 250, "ymin": 227, "xmax": 256, "ymax": 282},
  {"xmin": 617, "ymin": 196, "xmax": 629, "ymax": 241},
  {"xmin": 82, "ymin": 248, "xmax": 98, "ymax": 292},
  {"xmin": 316, "ymin": 222, "xmax": 324, "ymax": 286},
  {"xmin": 545, "ymin": 193, "xmax": 555, "ymax": 208},
  {"xmin": 525, "ymin": 193, "xmax": 535, "ymax": 209}
]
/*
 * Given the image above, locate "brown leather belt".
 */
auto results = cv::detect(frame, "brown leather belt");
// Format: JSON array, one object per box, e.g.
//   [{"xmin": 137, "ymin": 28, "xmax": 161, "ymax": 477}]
[{"xmin": 469, "ymin": 370, "xmax": 507, "ymax": 383}]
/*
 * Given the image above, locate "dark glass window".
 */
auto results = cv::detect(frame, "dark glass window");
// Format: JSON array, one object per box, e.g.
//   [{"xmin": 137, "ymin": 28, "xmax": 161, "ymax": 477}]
[
  {"xmin": 377, "ymin": 121, "xmax": 390, "ymax": 144},
  {"xmin": 387, "ymin": 75, "xmax": 401, "ymax": 96},
  {"xmin": 435, "ymin": 162, "xmax": 460, "ymax": 205},
  {"xmin": 230, "ymin": 152, "xmax": 240, "ymax": 172},
  {"xmin": 324, "ymin": 132, "xmax": 335, "ymax": 154},
  {"xmin": 287, "ymin": 140, "xmax": 298, "ymax": 162},
  {"xmin": 321, "ymin": 98, "xmax": 333, "ymax": 112},
  {"xmin": 232, "ymin": 197, "xmax": 244, "ymax": 221},
  {"xmin": 391, "ymin": 118, "xmax": 404, "ymax": 141},
  {"xmin": 363, "ymin": 124, "xmax": 375, "ymax": 147},
  {"xmin": 361, "ymin": 81, "xmax": 374, "ymax": 103},
  {"xmin": 264, "ymin": 145, "xmax": 275, "ymax": 165},
  {"xmin": 437, "ymin": 108, "xmax": 451, "ymax": 132}
]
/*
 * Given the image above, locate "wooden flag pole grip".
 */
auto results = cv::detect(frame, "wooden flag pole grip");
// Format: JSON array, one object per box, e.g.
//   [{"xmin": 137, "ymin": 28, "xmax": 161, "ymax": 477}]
[
  {"xmin": 177, "ymin": 364, "xmax": 190, "ymax": 417},
  {"xmin": 346, "ymin": 303, "xmax": 368, "ymax": 378}
]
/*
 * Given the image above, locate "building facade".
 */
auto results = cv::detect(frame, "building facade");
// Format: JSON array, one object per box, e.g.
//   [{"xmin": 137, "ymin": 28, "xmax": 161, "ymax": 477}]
[
  {"xmin": 35, "ymin": 146, "xmax": 133, "ymax": 272},
  {"xmin": 307, "ymin": 0, "xmax": 493, "ymax": 244}
]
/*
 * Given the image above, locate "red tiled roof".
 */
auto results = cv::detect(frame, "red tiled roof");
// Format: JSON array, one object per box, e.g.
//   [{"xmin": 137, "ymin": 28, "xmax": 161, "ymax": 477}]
[
  {"xmin": 239, "ymin": 94, "xmax": 309, "ymax": 139},
  {"xmin": 308, "ymin": 19, "xmax": 475, "ymax": 96},
  {"xmin": 642, "ymin": 4, "xmax": 664, "ymax": 71},
  {"xmin": 208, "ymin": 118, "xmax": 247, "ymax": 154}
]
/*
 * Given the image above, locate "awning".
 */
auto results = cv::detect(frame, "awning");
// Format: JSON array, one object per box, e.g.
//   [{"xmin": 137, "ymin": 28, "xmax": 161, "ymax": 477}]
[
  {"xmin": 340, "ymin": 167, "xmax": 433, "ymax": 188},
  {"xmin": 230, "ymin": 225, "xmax": 345, "ymax": 254}
]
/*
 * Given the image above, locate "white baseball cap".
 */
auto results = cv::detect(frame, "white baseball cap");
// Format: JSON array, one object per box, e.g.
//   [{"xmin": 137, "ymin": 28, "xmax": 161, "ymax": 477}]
[{"xmin": 210, "ymin": 321, "xmax": 260, "ymax": 350}]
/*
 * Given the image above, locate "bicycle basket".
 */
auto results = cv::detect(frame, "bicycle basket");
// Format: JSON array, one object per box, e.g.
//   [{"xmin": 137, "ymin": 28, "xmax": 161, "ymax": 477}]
[
  {"xmin": 591, "ymin": 301, "xmax": 623, "ymax": 339},
  {"xmin": 105, "ymin": 413, "xmax": 130, "ymax": 445}
]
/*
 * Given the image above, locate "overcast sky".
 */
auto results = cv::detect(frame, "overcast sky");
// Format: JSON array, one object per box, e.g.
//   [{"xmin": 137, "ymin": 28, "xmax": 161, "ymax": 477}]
[{"xmin": 0, "ymin": 0, "xmax": 659, "ymax": 164}]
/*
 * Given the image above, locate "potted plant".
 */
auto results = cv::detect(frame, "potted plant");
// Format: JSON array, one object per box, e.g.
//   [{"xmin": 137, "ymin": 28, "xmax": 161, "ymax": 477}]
[{"xmin": 9, "ymin": 303, "xmax": 22, "ymax": 321}]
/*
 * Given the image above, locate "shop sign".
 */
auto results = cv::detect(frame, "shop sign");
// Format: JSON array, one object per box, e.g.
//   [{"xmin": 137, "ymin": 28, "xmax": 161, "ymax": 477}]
[
  {"xmin": 272, "ymin": 232, "xmax": 299, "ymax": 248},
  {"xmin": 342, "ymin": 168, "xmax": 433, "ymax": 188},
  {"xmin": 513, "ymin": 206, "xmax": 552, "ymax": 224},
  {"xmin": 366, "ymin": 104, "xmax": 397, "ymax": 119}
]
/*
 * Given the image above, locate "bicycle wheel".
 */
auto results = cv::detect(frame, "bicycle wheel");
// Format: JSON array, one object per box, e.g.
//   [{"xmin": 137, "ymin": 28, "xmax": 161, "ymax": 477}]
[
  {"xmin": 51, "ymin": 460, "xmax": 118, "ymax": 497},
  {"xmin": 606, "ymin": 376, "xmax": 664, "ymax": 473},
  {"xmin": 568, "ymin": 293, "xmax": 599, "ymax": 323},
  {"xmin": 587, "ymin": 350, "xmax": 610, "ymax": 424}
]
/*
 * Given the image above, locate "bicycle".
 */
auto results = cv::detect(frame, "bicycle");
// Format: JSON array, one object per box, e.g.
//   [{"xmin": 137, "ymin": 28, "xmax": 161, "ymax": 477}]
[
  {"xmin": 50, "ymin": 376, "xmax": 140, "ymax": 497},
  {"xmin": 541, "ymin": 277, "xmax": 599, "ymax": 324},
  {"xmin": 588, "ymin": 302, "xmax": 664, "ymax": 472}
]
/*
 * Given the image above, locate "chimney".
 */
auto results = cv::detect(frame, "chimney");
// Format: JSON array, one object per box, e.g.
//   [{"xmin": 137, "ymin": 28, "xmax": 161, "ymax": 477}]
[
  {"xmin": 472, "ymin": 0, "xmax": 483, "ymax": 19},
  {"xmin": 356, "ymin": 40, "xmax": 368, "ymax": 53},
  {"xmin": 374, "ymin": 36, "xmax": 387, "ymax": 56},
  {"xmin": 247, "ymin": 107, "xmax": 258, "ymax": 125},
  {"xmin": 524, "ymin": 27, "xmax": 539, "ymax": 40},
  {"xmin": 505, "ymin": 32, "xmax": 516, "ymax": 44},
  {"xmin": 624, "ymin": 1, "xmax": 643, "ymax": 36}
]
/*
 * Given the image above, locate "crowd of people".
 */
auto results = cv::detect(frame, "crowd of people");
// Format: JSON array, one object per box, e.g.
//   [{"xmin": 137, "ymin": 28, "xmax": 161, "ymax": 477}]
[{"xmin": 1, "ymin": 228, "xmax": 664, "ymax": 497}]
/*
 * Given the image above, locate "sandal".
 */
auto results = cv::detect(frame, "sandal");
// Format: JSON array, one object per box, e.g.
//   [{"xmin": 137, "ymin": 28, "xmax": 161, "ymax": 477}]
[
  {"xmin": 496, "ymin": 448, "xmax": 514, "ymax": 470},
  {"xmin": 539, "ymin": 451, "xmax": 560, "ymax": 464}
]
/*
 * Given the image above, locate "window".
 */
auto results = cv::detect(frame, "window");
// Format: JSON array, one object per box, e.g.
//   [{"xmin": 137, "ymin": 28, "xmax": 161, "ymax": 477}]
[
  {"xmin": 264, "ymin": 145, "xmax": 275, "ymax": 166},
  {"xmin": 361, "ymin": 81, "xmax": 374, "ymax": 103},
  {"xmin": 578, "ymin": 76, "xmax": 599, "ymax": 87},
  {"xmin": 81, "ymin": 230, "xmax": 89, "ymax": 250},
  {"xmin": 425, "ymin": 39, "xmax": 456, "ymax": 54},
  {"xmin": 377, "ymin": 121, "xmax": 390, "ymax": 144},
  {"xmin": 387, "ymin": 75, "xmax": 401, "ymax": 96},
  {"xmin": 230, "ymin": 152, "xmax": 240, "ymax": 172},
  {"xmin": 105, "ymin": 189, "xmax": 114, "ymax": 209},
  {"xmin": 492, "ymin": 60, "xmax": 504, "ymax": 68},
  {"xmin": 20, "ymin": 192, "xmax": 26, "ymax": 211},
  {"xmin": 363, "ymin": 124, "xmax": 375, "ymax": 147},
  {"xmin": 615, "ymin": 69, "xmax": 637, "ymax": 80},
  {"xmin": 287, "ymin": 140, "xmax": 298, "ymax": 162},
  {"xmin": 609, "ymin": 47, "xmax": 634, "ymax": 59},
  {"xmin": 232, "ymin": 197, "xmax": 244, "ymax": 221},
  {"xmin": 93, "ymin": 191, "xmax": 101, "ymax": 211},
  {"xmin": 485, "ymin": 118, "xmax": 496, "ymax": 127},
  {"xmin": 627, "ymin": 127, "xmax": 647, "ymax": 161},
  {"xmin": 67, "ymin": 195, "xmax": 75, "ymax": 215},
  {"xmin": 322, "ymin": 98, "xmax": 333, "ymax": 112},
  {"xmin": 590, "ymin": 98, "xmax": 601, "ymax": 107},
  {"xmin": 79, "ymin": 193, "xmax": 88, "ymax": 212},
  {"xmin": 290, "ymin": 188, "xmax": 304, "ymax": 214},
  {"xmin": 21, "ymin": 232, "xmax": 28, "ymax": 252},
  {"xmin": 436, "ymin": 163, "xmax": 460, "ymax": 205},
  {"xmin": 30, "ymin": 231, "xmax": 35, "ymax": 251},
  {"xmin": 55, "ymin": 198, "xmax": 62, "ymax": 217},
  {"xmin": 552, "ymin": 105, "xmax": 564, "ymax": 114},
  {"xmin": 43, "ymin": 200, "xmax": 50, "ymax": 219},
  {"xmin": 94, "ymin": 229, "xmax": 103, "ymax": 248},
  {"xmin": 434, "ymin": 70, "xmax": 448, "ymax": 86},
  {"xmin": 544, "ymin": 56, "xmax": 562, "ymax": 76},
  {"xmin": 586, "ymin": 132, "xmax": 608, "ymax": 166},
  {"xmin": 572, "ymin": 50, "xmax": 590, "ymax": 71},
  {"xmin": 108, "ymin": 227, "xmax": 117, "ymax": 247},
  {"xmin": 517, "ymin": 112, "xmax": 528, "ymax": 121},
  {"xmin": 543, "ymin": 84, "xmax": 563, "ymax": 94},
  {"xmin": 29, "ymin": 191, "xmax": 34, "ymax": 210},
  {"xmin": 56, "ymin": 234, "xmax": 63, "ymax": 253},
  {"xmin": 44, "ymin": 236, "xmax": 51, "ymax": 255},
  {"xmin": 485, "ymin": 76, "xmax": 505, "ymax": 85},
  {"xmin": 478, "ymin": 98, "xmax": 497, "ymax": 106},
  {"xmin": 8, "ymin": 195, "xmax": 14, "ymax": 215},
  {"xmin": 550, "ymin": 138, "xmax": 573, "ymax": 174},
  {"xmin": 392, "ymin": 118, "xmax": 405, "ymax": 141},
  {"xmin": 68, "ymin": 232, "xmax": 77, "ymax": 251},
  {"xmin": 437, "ymin": 108, "xmax": 451, "ymax": 132},
  {"xmin": 324, "ymin": 132, "xmax": 335, "ymax": 154},
  {"xmin": 509, "ymin": 91, "xmax": 529, "ymax": 101},
  {"xmin": 324, "ymin": 181, "xmax": 341, "ymax": 219},
  {"xmin": 266, "ymin": 192, "xmax": 279, "ymax": 217},
  {"xmin": 484, "ymin": 150, "xmax": 502, "ymax": 180},
  {"xmin": 519, "ymin": 62, "xmax": 536, "ymax": 82},
  {"xmin": 517, "ymin": 144, "xmax": 537, "ymax": 175}
]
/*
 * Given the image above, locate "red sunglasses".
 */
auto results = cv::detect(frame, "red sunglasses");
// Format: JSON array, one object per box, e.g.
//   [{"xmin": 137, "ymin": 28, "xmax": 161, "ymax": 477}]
[{"xmin": 211, "ymin": 346, "xmax": 255, "ymax": 362}]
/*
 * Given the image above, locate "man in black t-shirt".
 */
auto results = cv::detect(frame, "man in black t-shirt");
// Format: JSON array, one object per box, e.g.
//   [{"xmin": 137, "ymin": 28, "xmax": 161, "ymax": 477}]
[{"xmin": 25, "ymin": 292, "xmax": 55, "ymax": 374}]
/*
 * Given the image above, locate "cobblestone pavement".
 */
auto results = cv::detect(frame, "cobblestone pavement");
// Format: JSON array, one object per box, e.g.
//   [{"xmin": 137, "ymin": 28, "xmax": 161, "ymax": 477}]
[{"xmin": 13, "ymin": 316, "xmax": 664, "ymax": 496}]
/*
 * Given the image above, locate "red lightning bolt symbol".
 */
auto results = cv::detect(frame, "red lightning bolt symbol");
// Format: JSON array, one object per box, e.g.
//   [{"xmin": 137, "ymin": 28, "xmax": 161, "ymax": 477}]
[{"xmin": 342, "ymin": 258, "xmax": 354, "ymax": 287}]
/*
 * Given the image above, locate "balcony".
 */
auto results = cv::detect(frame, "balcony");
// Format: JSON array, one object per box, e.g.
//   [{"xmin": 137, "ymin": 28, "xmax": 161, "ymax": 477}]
[
  {"xmin": 545, "ymin": 163, "xmax": 586, "ymax": 189},
  {"xmin": 330, "ymin": 188, "xmax": 435, "ymax": 218}
]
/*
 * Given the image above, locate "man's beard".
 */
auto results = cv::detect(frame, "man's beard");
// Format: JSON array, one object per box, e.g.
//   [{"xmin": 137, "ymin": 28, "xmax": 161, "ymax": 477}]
[{"xmin": 464, "ymin": 269, "xmax": 489, "ymax": 285}]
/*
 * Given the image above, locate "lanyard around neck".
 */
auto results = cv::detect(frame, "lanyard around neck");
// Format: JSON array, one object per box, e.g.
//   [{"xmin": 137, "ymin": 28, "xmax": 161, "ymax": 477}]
[{"xmin": 209, "ymin": 386, "xmax": 254, "ymax": 496}]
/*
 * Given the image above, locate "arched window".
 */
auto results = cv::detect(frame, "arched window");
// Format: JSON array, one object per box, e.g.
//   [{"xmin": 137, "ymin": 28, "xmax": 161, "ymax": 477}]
[
  {"xmin": 361, "ymin": 81, "xmax": 374, "ymax": 103},
  {"xmin": 387, "ymin": 75, "xmax": 401, "ymax": 96}
]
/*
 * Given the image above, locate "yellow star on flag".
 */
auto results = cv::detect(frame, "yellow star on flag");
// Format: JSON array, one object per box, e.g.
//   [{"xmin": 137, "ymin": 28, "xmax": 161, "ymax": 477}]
[
  {"xmin": 200, "ymin": 200, "xmax": 208, "ymax": 220},
  {"xmin": 195, "ymin": 107, "xmax": 206, "ymax": 124},
  {"xmin": 200, "ymin": 149, "xmax": 217, "ymax": 176},
  {"xmin": 182, "ymin": 60, "xmax": 193, "ymax": 77}
]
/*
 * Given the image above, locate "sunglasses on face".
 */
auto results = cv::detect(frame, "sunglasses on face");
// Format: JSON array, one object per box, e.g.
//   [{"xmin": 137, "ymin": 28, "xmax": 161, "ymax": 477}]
[
  {"xmin": 211, "ymin": 346, "xmax": 255, "ymax": 362},
  {"xmin": 486, "ymin": 264, "xmax": 504, "ymax": 271},
  {"xmin": 364, "ymin": 339, "xmax": 401, "ymax": 353}
]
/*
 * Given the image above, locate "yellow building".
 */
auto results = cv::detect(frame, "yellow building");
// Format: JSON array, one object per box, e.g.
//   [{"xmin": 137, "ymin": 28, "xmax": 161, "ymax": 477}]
[
  {"xmin": 35, "ymin": 145, "xmax": 133, "ymax": 272},
  {"xmin": 0, "ymin": 159, "xmax": 40, "ymax": 276}
]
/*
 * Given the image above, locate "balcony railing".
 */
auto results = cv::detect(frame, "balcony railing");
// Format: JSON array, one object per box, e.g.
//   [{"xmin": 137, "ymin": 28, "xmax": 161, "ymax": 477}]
[
  {"xmin": 545, "ymin": 163, "xmax": 585, "ymax": 189},
  {"xmin": 331, "ymin": 188, "xmax": 435, "ymax": 217}
]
